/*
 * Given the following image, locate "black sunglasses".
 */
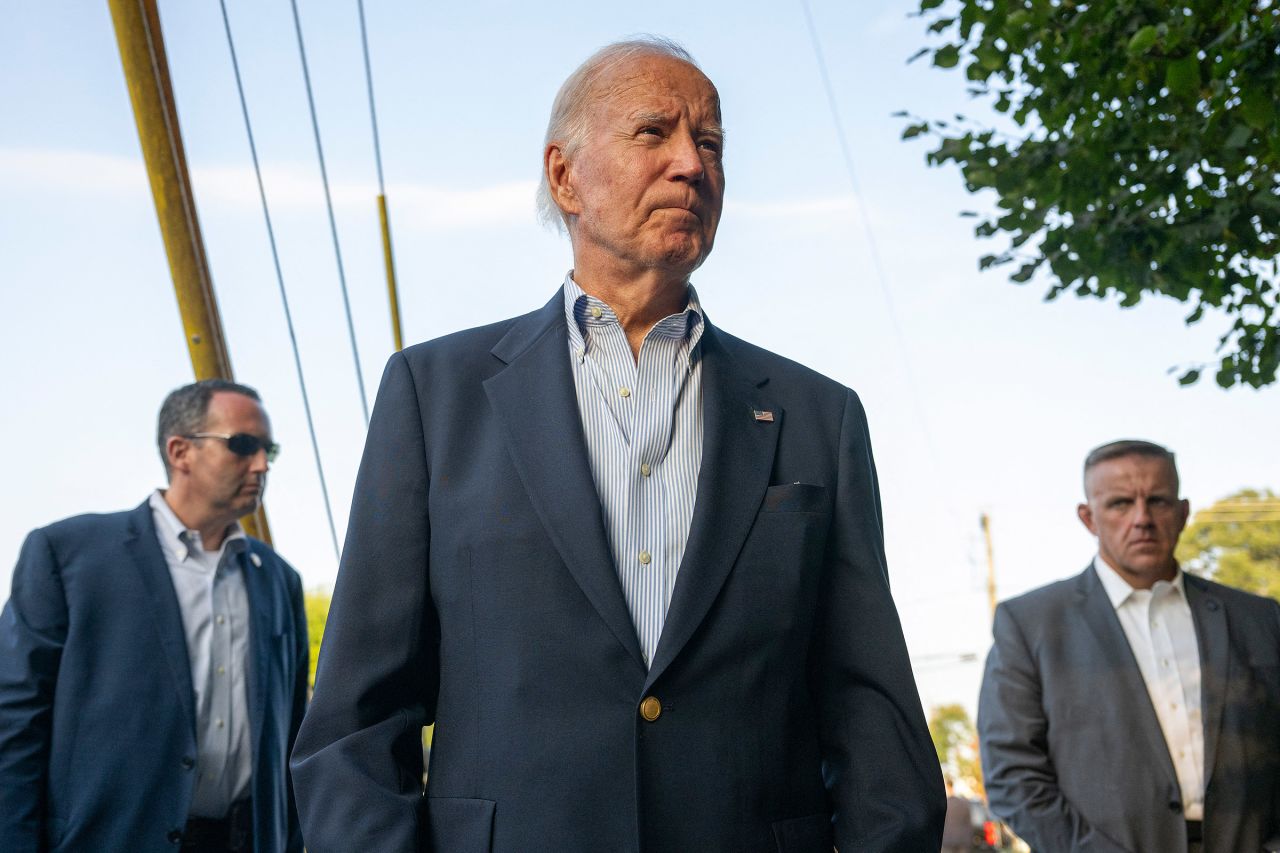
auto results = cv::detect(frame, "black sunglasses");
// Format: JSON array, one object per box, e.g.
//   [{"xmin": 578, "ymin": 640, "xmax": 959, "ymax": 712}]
[{"xmin": 185, "ymin": 432, "xmax": 280, "ymax": 463}]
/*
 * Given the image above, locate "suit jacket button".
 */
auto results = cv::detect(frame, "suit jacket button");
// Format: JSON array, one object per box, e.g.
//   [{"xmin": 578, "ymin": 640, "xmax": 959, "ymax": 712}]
[
  {"xmin": 167, "ymin": 829, "xmax": 183, "ymax": 844},
  {"xmin": 640, "ymin": 696, "xmax": 662, "ymax": 722},
  {"xmin": 180, "ymin": 756, "xmax": 195, "ymax": 770},
  {"xmin": 1169, "ymin": 801, "xmax": 1183, "ymax": 813}
]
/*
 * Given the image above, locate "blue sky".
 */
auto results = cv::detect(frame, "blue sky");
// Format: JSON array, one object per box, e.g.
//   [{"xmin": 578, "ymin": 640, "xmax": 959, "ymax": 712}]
[{"xmin": 3, "ymin": 0, "xmax": 1277, "ymax": 714}]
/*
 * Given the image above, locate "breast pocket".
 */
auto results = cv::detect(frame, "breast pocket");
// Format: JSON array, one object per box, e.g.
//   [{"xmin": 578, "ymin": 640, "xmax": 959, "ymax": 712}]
[{"xmin": 760, "ymin": 483, "xmax": 828, "ymax": 514}]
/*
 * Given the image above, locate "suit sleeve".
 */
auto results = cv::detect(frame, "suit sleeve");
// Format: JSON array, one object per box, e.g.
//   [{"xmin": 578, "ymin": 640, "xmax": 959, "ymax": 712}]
[
  {"xmin": 978, "ymin": 603, "xmax": 1131, "ymax": 853},
  {"xmin": 814, "ymin": 389, "xmax": 945, "ymax": 851},
  {"xmin": 290, "ymin": 352, "xmax": 436, "ymax": 853},
  {"xmin": 284, "ymin": 565, "xmax": 308, "ymax": 853},
  {"xmin": 0, "ymin": 528, "xmax": 67, "ymax": 852}
]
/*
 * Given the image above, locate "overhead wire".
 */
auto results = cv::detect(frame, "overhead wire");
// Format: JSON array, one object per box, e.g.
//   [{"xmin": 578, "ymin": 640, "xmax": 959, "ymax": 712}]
[
  {"xmin": 217, "ymin": 0, "xmax": 341, "ymax": 561},
  {"xmin": 799, "ymin": 0, "xmax": 963, "ymax": 529},
  {"xmin": 287, "ymin": 0, "xmax": 371, "ymax": 425},
  {"xmin": 355, "ymin": 0, "xmax": 406, "ymax": 352}
]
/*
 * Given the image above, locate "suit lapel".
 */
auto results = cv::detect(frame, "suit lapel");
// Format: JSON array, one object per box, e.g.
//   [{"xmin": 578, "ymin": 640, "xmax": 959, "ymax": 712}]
[
  {"xmin": 242, "ymin": 543, "xmax": 273, "ymax": 758},
  {"xmin": 645, "ymin": 326, "xmax": 780, "ymax": 688},
  {"xmin": 484, "ymin": 293, "xmax": 646, "ymax": 670},
  {"xmin": 1075, "ymin": 566, "xmax": 1181, "ymax": 789},
  {"xmin": 1185, "ymin": 575, "xmax": 1228, "ymax": 786},
  {"xmin": 124, "ymin": 501, "xmax": 198, "ymax": 739}
]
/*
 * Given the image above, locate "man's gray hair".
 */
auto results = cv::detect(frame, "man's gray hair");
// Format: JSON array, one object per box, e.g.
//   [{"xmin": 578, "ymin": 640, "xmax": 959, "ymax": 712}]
[
  {"xmin": 536, "ymin": 35, "xmax": 703, "ymax": 232},
  {"xmin": 157, "ymin": 379, "xmax": 261, "ymax": 478},
  {"xmin": 1083, "ymin": 439, "xmax": 1179, "ymax": 492}
]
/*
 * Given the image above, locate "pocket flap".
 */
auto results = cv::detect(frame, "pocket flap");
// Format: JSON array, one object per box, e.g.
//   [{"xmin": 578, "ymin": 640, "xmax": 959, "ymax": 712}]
[
  {"xmin": 772, "ymin": 811, "xmax": 833, "ymax": 852},
  {"xmin": 426, "ymin": 797, "xmax": 496, "ymax": 853}
]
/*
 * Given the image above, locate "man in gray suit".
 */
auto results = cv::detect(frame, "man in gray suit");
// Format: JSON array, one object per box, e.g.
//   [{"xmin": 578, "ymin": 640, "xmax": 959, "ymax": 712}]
[{"xmin": 978, "ymin": 439, "xmax": 1280, "ymax": 853}]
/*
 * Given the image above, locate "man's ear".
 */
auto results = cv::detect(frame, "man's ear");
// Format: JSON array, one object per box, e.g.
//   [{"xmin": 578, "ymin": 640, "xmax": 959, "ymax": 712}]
[
  {"xmin": 166, "ymin": 435, "xmax": 191, "ymax": 476},
  {"xmin": 545, "ymin": 144, "xmax": 581, "ymax": 217},
  {"xmin": 1077, "ymin": 502, "xmax": 1097, "ymax": 536}
]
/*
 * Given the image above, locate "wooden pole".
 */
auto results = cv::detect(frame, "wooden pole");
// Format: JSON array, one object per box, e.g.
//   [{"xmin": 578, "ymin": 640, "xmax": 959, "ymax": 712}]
[
  {"xmin": 980, "ymin": 513, "xmax": 996, "ymax": 623},
  {"xmin": 108, "ymin": 0, "xmax": 270, "ymax": 542}
]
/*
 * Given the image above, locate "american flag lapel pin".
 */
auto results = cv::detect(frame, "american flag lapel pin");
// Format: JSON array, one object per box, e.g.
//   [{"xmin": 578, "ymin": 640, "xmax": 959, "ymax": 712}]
[{"xmin": 752, "ymin": 409, "xmax": 774, "ymax": 422}]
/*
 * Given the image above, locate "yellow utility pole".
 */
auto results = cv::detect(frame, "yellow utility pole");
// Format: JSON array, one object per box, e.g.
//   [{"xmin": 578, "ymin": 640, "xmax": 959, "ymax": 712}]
[
  {"xmin": 378, "ymin": 194, "xmax": 404, "ymax": 351},
  {"xmin": 980, "ymin": 513, "xmax": 997, "ymax": 624},
  {"xmin": 109, "ymin": 0, "xmax": 270, "ymax": 542}
]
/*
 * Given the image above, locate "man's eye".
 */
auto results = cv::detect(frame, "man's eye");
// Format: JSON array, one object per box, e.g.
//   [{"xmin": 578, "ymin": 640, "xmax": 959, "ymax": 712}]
[
  {"xmin": 638, "ymin": 127, "xmax": 662, "ymax": 137},
  {"xmin": 699, "ymin": 139, "xmax": 722, "ymax": 154}
]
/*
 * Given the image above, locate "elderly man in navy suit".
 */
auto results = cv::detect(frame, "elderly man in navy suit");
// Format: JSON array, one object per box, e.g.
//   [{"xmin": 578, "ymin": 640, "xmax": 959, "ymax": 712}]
[
  {"xmin": 0, "ymin": 379, "xmax": 308, "ymax": 853},
  {"xmin": 979, "ymin": 440, "xmax": 1280, "ymax": 853},
  {"xmin": 292, "ymin": 36, "xmax": 943, "ymax": 852}
]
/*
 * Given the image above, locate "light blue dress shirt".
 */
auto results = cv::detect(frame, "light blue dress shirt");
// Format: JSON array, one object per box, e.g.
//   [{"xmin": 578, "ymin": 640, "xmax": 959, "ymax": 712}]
[
  {"xmin": 150, "ymin": 490, "xmax": 253, "ymax": 817},
  {"xmin": 563, "ymin": 275, "xmax": 705, "ymax": 666}
]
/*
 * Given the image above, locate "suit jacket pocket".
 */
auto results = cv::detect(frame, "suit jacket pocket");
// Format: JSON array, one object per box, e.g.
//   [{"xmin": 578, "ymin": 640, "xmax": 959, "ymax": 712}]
[
  {"xmin": 426, "ymin": 797, "xmax": 495, "ymax": 853},
  {"xmin": 761, "ymin": 483, "xmax": 828, "ymax": 514},
  {"xmin": 771, "ymin": 811, "xmax": 833, "ymax": 852}
]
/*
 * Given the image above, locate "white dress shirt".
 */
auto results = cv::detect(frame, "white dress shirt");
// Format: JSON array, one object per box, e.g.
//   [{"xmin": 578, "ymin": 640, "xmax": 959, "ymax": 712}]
[
  {"xmin": 150, "ymin": 490, "xmax": 253, "ymax": 817},
  {"xmin": 1094, "ymin": 555, "xmax": 1205, "ymax": 820}
]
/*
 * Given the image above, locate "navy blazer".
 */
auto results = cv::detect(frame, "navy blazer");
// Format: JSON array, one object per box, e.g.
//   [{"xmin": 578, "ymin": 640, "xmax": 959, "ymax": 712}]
[
  {"xmin": 979, "ymin": 564, "xmax": 1280, "ymax": 853},
  {"xmin": 292, "ymin": 292, "xmax": 944, "ymax": 852},
  {"xmin": 0, "ymin": 500, "xmax": 308, "ymax": 853}
]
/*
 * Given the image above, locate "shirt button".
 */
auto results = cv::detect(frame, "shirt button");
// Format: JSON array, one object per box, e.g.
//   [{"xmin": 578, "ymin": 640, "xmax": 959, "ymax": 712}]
[
  {"xmin": 619, "ymin": 387, "xmax": 631, "ymax": 398},
  {"xmin": 590, "ymin": 305, "xmax": 602, "ymax": 319},
  {"xmin": 638, "ymin": 551, "xmax": 651, "ymax": 565},
  {"xmin": 640, "ymin": 463, "xmax": 651, "ymax": 477},
  {"xmin": 216, "ymin": 718, "xmax": 225, "ymax": 729},
  {"xmin": 217, "ymin": 666, "xmax": 225, "ymax": 675},
  {"xmin": 216, "ymin": 615, "xmax": 225, "ymax": 625}
]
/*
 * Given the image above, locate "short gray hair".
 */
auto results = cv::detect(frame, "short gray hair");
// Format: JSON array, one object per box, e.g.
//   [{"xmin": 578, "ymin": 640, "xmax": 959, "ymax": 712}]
[
  {"xmin": 1083, "ymin": 439, "xmax": 1179, "ymax": 492},
  {"xmin": 157, "ymin": 379, "xmax": 261, "ymax": 478},
  {"xmin": 536, "ymin": 35, "xmax": 703, "ymax": 232}
]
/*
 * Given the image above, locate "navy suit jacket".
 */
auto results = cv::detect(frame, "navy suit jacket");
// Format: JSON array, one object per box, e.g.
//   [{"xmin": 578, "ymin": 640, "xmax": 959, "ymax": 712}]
[
  {"xmin": 292, "ymin": 292, "xmax": 944, "ymax": 852},
  {"xmin": 0, "ymin": 500, "xmax": 308, "ymax": 853},
  {"xmin": 978, "ymin": 564, "xmax": 1280, "ymax": 852}
]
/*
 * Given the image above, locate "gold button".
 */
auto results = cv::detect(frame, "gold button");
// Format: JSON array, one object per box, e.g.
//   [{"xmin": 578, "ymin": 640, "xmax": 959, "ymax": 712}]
[
  {"xmin": 590, "ymin": 306, "xmax": 602, "ymax": 319},
  {"xmin": 638, "ymin": 551, "xmax": 651, "ymax": 565},
  {"xmin": 619, "ymin": 387, "xmax": 631, "ymax": 398},
  {"xmin": 640, "ymin": 696, "xmax": 662, "ymax": 722},
  {"xmin": 640, "ymin": 463, "xmax": 651, "ymax": 477}
]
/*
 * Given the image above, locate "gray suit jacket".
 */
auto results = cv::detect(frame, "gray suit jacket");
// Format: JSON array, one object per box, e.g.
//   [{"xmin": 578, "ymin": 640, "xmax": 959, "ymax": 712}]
[{"xmin": 978, "ymin": 564, "xmax": 1280, "ymax": 853}]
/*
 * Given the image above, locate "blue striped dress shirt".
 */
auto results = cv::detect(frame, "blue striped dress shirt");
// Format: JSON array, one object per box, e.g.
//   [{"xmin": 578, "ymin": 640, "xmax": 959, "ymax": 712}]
[{"xmin": 563, "ymin": 275, "xmax": 705, "ymax": 667}]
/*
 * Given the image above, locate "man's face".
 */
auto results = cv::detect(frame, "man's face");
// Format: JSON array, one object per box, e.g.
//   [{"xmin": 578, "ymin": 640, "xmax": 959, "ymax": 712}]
[
  {"xmin": 1077, "ymin": 454, "xmax": 1190, "ymax": 587},
  {"xmin": 182, "ymin": 391, "xmax": 272, "ymax": 526},
  {"xmin": 552, "ymin": 54, "xmax": 725, "ymax": 278}
]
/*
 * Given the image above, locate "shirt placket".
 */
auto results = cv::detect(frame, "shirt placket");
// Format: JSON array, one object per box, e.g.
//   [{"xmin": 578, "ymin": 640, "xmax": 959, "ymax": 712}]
[{"xmin": 207, "ymin": 558, "xmax": 233, "ymax": 802}]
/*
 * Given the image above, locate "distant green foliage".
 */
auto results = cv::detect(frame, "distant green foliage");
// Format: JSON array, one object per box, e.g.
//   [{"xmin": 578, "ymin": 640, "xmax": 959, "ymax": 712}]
[
  {"xmin": 929, "ymin": 703, "xmax": 984, "ymax": 796},
  {"xmin": 304, "ymin": 589, "xmax": 331, "ymax": 689},
  {"xmin": 905, "ymin": 0, "xmax": 1279, "ymax": 387},
  {"xmin": 1177, "ymin": 489, "xmax": 1280, "ymax": 602}
]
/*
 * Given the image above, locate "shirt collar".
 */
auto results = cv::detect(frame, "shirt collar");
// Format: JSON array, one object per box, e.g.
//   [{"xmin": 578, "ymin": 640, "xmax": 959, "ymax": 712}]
[
  {"xmin": 561, "ymin": 272, "xmax": 705, "ymax": 356},
  {"xmin": 1093, "ymin": 553, "xmax": 1185, "ymax": 609},
  {"xmin": 149, "ymin": 489, "xmax": 246, "ymax": 564}
]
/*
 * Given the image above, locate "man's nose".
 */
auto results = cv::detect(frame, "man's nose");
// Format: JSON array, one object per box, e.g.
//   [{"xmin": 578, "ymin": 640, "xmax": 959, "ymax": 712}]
[
  {"xmin": 249, "ymin": 449, "xmax": 270, "ymax": 473},
  {"xmin": 1133, "ymin": 499, "xmax": 1154, "ymax": 525},
  {"xmin": 667, "ymin": 131, "xmax": 705, "ymax": 182}
]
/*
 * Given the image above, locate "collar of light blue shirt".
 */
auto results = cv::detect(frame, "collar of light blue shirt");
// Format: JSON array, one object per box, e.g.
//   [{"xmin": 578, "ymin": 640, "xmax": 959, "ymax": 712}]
[
  {"xmin": 149, "ymin": 489, "xmax": 247, "ymax": 565},
  {"xmin": 1093, "ymin": 553, "xmax": 1185, "ymax": 609},
  {"xmin": 562, "ymin": 273, "xmax": 705, "ymax": 357}
]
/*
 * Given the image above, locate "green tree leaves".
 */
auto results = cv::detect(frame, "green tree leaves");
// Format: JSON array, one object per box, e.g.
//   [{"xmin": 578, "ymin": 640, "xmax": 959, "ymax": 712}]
[
  {"xmin": 1176, "ymin": 490, "xmax": 1280, "ymax": 603},
  {"xmin": 906, "ymin": 0, "xmax": 1280, "ymax": 387}
]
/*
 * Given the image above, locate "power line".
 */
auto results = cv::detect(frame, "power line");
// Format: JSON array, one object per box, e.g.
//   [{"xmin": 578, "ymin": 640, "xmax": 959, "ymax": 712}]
[
  {"xmin": 218, "ymin": 0, "xmax": 341, "ymax": 561},
  {"xmin": 356, "ymin": 0, "xmax": 386, "ymax": 196},
  {"xmin": 287, "ymin": 0, "xmax": 371, "ymax": 425},
  {"xmin": 798, "ymin": 0, "xmax": 958, "ymax": 524}
]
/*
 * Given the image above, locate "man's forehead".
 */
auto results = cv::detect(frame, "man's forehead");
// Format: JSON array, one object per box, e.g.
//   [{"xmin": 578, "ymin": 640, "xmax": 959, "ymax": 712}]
[
  {"xmin": 1086, "ymin": 454, "xmax": 1178, "ymax": 494},
  {"xmin": 592, "ymin": 56, "xmax": 720, "ymax": 117}
]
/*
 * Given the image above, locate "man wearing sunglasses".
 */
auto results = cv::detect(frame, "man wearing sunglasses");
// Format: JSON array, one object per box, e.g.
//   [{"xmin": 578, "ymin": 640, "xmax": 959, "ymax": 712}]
[{"xmin": 0, "ymin": 379, "xmax": 308, "ymax": 853}]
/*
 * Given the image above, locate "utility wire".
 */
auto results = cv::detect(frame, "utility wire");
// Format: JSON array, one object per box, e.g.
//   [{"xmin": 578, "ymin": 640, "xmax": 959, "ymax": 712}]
[
  {"xmin": 799, "ymin": 0, "xmax": 959, "ymax": 526},
  {"xmin": 288, "ymin": 0, "xmax": 371, "ymax": 425},
  {"xmin": 356, "ymin": 0, "xmax": 386, "ymax": 196},
  {"xmin": 218, "ymin": 0, "xmax": 341, "ymax": 561}
]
